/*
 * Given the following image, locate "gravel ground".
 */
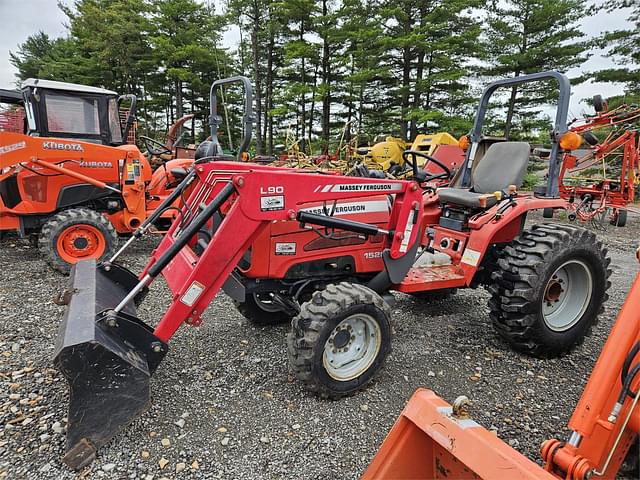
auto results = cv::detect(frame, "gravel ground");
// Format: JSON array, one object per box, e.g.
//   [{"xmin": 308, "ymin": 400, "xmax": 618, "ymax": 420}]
[{"xmin": 0, "ymin": 211, "xmax": 638, "ymax": 480}]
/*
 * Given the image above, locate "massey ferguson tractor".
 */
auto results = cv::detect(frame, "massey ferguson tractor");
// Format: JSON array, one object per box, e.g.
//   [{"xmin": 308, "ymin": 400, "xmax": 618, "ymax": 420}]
[
  {"xmin": 0, "ymin": 77, "xmax": 251, "ymax": 272},
  {"xmin": 363, "ymin": 249, "xmax": 640, "ymax": 480},
  {"xmin": 52, "ymin": 72, "xmax": 611, "ymax": 469}
]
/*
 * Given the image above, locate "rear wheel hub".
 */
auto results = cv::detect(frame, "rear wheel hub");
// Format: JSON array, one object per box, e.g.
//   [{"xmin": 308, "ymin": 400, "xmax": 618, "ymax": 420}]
[{"xmin": 542, "ymin": 259, "xmax": 593, "ymax": 332}]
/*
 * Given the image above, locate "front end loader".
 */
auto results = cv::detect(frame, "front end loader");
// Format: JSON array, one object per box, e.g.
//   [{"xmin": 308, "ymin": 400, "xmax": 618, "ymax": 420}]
[
  {"xmin": 54, "ymin": 161, "xmax": 424, "ymax": 469},
  {"xmin": 52, "ymin": 71, "xmax": 611, "ymax": 469},
  {"xmin": 363, "ymin": 249, "xmax": 640, "ymax": 480}
]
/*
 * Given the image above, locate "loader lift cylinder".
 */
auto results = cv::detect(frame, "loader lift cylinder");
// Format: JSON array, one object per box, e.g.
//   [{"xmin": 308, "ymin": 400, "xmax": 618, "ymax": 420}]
[
  {"xmin": 297, "ymin": 210, "xmax": 389, "ymax": 236},
  {"xmin": 113, "ymin": 182, "xmax": 236, "ymax": 313},
  {"xmin": 107, "ymin": 169, "xmax": 197, "ymax": 263}
]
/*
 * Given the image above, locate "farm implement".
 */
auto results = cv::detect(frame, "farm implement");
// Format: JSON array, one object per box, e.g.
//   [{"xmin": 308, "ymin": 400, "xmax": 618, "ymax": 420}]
[
  {"xmin": 52, "ymin": 71, "xmax": 612, "ymax": 468},
  {"xmin": 558, "ymin": 97, "xmax": 640, "ymax": 227},
  {"xmin": 363, "ymin": 249, "xmax": 640, "ymax": 480}
]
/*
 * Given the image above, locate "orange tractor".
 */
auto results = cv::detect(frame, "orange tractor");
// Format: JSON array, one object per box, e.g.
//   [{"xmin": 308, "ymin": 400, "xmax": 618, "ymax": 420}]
[
  {"xmin": 364, "ymin": 249, "xmax": 640, "ymax": 480},
  {"xmin": 0, "ymin": 77, "xmax": 250, "ymax": 272}
]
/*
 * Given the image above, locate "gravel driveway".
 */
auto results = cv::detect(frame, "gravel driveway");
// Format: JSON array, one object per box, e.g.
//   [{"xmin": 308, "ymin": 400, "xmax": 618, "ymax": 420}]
[{"xmin": 0, "ymin": 212, "xmax": 638, "ymax": 479}]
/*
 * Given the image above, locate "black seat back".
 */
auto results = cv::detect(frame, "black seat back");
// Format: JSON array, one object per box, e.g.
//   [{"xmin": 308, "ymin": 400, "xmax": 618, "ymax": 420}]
[{"xmin": 471, "ymin": 141, "xmax": 530, "ymax": 193}]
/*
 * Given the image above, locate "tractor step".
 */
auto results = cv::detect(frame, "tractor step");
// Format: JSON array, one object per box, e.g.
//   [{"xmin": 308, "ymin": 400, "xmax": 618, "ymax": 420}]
[{"xmin": 395, "ymin": 264, "xmax": 466, "ymax": 293}]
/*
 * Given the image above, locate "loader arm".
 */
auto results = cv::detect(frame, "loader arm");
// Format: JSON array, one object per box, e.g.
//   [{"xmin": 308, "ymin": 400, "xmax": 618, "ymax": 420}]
[
  {"xmin": 142, "ymin": 161, "xmax": 423, "ymax": 341},
  {"xmin": 54, "ymin": 161, "xmax": 423, "ymax": 469},
  {"xmin": 541, "ymin": 269, "xmax": 640, "ymax": 479}
]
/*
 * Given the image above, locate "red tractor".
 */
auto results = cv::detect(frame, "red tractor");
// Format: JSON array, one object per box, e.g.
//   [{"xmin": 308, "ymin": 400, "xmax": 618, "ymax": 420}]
[{"xmin": 52, "ymin": 71, "xmax": 611, "ymax": 468}]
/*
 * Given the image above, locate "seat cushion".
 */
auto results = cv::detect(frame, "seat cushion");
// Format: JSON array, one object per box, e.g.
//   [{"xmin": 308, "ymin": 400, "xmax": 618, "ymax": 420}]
[
  {"xmin": 437, "ymin": 188, "xmax": 498, "ymax": 209},
  {"xmin": 473, "ymin": 141, "xmax": 530, "ymax": 193}
]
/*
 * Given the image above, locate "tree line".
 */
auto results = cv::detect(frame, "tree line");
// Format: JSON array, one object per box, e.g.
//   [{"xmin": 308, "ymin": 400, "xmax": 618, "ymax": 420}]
[{"xmin": 9, "ymin": 0, "xmax": 640, "ymax": 154}]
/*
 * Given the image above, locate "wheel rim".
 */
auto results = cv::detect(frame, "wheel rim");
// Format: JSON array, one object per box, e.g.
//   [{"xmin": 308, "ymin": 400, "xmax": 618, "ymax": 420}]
[
  {"xmin": 56, "ymin": 225, "xmax": 106, "ymax": 263},
  {"xmin": 541, "ymin": 259, "xmax": 593, "ymax": 332},
  {"xmin": 322, "ymin": 313, "xmax": 382, "ymax": 381},
  {"xmin": 253, "ymin": 293, "xmax": 282, "ymax": 312}
]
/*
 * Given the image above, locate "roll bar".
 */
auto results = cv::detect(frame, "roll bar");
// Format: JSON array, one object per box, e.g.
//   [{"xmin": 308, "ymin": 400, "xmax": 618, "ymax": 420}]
[
  {"xmin": 461, "ymin": 71, "xmax": 571, "ymax": 197},
  {"xmin": 208, "ymin": 76, "xmax": 254, "ymax": 160}
]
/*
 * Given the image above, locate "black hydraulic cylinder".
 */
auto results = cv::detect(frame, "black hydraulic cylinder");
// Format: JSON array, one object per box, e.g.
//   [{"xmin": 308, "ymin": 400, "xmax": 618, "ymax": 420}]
[
  {"xmin": 147, "ymin": 182, "xmax": 236, "ymax": 277},
  {"xmin": 297, "ymin": 211, "xmax": 383, "ymax": 237},
  {"xmin": 135, "ymin": 169, "xmax": 196, "ymax": 236}
]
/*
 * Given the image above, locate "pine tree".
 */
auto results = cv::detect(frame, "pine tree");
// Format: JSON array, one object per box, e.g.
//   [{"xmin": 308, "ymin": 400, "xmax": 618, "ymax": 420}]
[
  {"xmin": 592, "ymin": 0, "xmax": 640, "ymax": 95},
  {"xmin": 483, "ymin": 0, "xmax": 590, "ymax": 137},
  {"xmin": 10, "ymin": 33, "xmax": 95, "ymax": 85}
]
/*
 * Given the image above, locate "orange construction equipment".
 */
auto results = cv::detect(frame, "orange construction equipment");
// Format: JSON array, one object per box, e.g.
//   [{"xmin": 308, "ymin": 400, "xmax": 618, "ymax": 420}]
[
  {"xmin": 364, "ymin": 250, "xmax": 640, "ymax": 480},
  {"xmin": 0, "ymin": 77, "xmax": 251, "ymax": 272}
]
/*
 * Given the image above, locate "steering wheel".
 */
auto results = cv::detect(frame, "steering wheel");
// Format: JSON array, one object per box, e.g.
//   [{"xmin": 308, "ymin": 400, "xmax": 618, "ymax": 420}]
[
  {"xmin": 401, "ymin": 150, "xmax": 452, "ymax": 183},
  {"xmin": 140, "ymin": 135, "xmax": 173, "ymax": 156}
]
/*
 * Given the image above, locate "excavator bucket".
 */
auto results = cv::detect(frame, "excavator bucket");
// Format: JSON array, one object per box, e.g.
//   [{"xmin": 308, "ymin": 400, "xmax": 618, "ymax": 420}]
[
  {"xmin": 362, "ymin": 389, "xmax": 556, "ymax": 480},
  {"xmin": 53, "ymin": 260, "xmax": 167, "ymax": 470}
]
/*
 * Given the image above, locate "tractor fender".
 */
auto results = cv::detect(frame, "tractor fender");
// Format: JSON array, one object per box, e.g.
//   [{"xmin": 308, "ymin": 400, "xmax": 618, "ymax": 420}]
[{"xmin": 460, "ymin": 197, "xmax": 567, "ymax": 284}]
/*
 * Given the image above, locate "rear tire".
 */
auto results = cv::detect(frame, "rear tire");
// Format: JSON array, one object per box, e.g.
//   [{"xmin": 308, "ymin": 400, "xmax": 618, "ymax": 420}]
[
  {"xmin": 287, "ymin": 282, "xmax": 391, "ymax": 398},
  {"xmin": 38, "ymin": 208, "xmax": 117, "ymax": 274},
  {"xmin": 488, "ymin": 224, "xmax": 610, "ymax": 357},
  {"xmin": 234, "ymin": 292, "xmax": 292, "ymax": 325}
]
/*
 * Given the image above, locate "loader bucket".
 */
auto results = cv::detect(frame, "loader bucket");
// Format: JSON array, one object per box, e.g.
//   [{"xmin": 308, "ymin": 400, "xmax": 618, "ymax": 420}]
[
  {"xmin": 362, "ymin": 389, "xmax": 555, "ymax": 480},
  {"xmin": 53, "ymin": 260, "xmax": 167, "ymax": 470}
]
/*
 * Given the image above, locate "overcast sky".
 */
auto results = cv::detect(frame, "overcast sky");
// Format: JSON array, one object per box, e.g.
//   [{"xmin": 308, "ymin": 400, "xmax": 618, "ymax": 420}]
[{"xmin": 0, "ymin": 0, "xmax": 633, "ymax": 117}]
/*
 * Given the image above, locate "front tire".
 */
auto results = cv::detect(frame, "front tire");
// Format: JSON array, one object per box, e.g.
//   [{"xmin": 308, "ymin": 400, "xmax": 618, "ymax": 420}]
[
  {"xmin": 488, "ymin": 224, "xmax": 610, "ymax": 357},
  {"xmin": 38, "ymin": 208, "xmax": 117, "ymax": 274},
  {"xmin": 287, "ymin": 282, "xmax": 391, "ymax": 398}
]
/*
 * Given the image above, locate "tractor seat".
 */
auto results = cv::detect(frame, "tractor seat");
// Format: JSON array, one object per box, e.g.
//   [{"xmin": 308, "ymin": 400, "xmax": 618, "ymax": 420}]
[{"xmin": 438, "ymin": 142, "xmax": 530, "ymax": 209}]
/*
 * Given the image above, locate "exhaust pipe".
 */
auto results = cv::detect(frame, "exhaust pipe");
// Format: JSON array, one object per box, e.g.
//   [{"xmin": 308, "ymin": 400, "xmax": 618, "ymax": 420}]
[{"xmin": 53, "ymin": 260, "xmax": 167, "ymax": 470}]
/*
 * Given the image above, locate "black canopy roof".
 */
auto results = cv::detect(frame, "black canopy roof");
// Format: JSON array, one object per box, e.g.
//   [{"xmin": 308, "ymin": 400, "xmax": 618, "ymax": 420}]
[{"xmin": 0, "ymin": 88, "xmax": 23, "ymax": 105}]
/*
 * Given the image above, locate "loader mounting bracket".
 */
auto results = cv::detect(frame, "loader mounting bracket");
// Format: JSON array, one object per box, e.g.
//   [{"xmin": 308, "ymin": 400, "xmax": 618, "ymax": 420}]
[{"xmin": 96, "ymin": 310, "xmax": 168, "ymax": 373}]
